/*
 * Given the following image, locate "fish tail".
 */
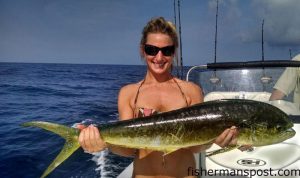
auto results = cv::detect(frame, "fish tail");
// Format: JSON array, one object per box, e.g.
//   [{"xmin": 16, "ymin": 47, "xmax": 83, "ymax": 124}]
[{"xmin": 21, "ymin": 121, "xmax": 80, "ymax": 178}]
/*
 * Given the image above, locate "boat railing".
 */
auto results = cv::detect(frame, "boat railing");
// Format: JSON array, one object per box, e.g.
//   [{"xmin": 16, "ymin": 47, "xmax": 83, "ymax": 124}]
[{"xmin": 186, "ymin": 60, "xmax": 300, "ymax": 82}]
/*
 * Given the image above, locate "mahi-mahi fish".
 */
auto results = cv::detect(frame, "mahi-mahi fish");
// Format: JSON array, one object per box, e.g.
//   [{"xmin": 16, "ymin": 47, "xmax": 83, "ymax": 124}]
[{"xmin": 22, "ymin": 99, "xmax": 295, "ymax": 178}]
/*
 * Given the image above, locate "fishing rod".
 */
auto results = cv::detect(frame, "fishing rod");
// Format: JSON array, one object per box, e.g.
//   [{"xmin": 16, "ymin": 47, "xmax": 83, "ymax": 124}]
[
  {"xmin": 260, "ymin": 19, "xmax": 272, "ymax": 90},
  {"xmin": 261, "ymin": 19, "xmax": 265, "ymax": 62},
  {"xmin": 177, "ymin": 0, "xmax": 184, "ymax": 79},
  {"xmin": 173, "ymin": 0, "xmax": 180, "ymax": 78},
  {"xmin": 214, "ymin": 0, "xmax": 219, "ymax": 65},
  {"xmin": 173, "ymin": 0, "xmax": 183, "ymax": 79},
  {"xmin": 210, "ymin": 0, "xmax": 221, "ymax": 85}
]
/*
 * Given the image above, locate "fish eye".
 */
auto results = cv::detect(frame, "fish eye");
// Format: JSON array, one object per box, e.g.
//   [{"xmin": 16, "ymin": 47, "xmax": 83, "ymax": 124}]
[{"xmin": 276, "ymin": 125, "xmax": 282, "ymax": 130}]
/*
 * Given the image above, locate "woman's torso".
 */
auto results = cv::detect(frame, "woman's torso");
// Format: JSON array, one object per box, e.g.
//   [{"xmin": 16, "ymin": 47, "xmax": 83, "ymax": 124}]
[{"xmin": 130, "ymin": 77, "xmax": 197, "ymax": 178}]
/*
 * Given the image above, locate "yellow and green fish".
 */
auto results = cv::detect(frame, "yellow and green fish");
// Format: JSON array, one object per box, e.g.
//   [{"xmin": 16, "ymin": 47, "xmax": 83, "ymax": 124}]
[{"xmin": 22, "ymin": 99, "xmax": 295, "ymax": 178}]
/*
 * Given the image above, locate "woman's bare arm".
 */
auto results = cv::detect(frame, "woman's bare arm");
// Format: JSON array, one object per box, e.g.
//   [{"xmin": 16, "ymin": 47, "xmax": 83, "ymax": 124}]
[
  {"xmin": 78, "ymin": 85, "xmax": 137, "ymax": 157},
  {"xmin": 270, "ymin": 89, "xmax": 285, "ymax": 101}
]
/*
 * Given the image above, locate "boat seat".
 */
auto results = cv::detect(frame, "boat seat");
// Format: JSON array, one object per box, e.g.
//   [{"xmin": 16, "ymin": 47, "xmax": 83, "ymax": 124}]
[{"xmin": 204, "ymin": 91, "xmax": 271, "ymax": 102}]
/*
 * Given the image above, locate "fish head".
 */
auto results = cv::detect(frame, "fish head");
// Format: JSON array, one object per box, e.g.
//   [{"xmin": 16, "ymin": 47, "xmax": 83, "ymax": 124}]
[
  {"xmin": 246, "ymin": 123, "xmax": 296, "ymax": 146},
  {"xmin": 238, "ymin": 102, "xmax": 295, "ymax": 146}
]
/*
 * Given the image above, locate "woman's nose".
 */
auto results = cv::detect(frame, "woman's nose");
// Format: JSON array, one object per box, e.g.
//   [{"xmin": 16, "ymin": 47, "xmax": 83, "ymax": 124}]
[{"xmin": 155, "ymin": 51, "xmax": 164, "ymax": 61}]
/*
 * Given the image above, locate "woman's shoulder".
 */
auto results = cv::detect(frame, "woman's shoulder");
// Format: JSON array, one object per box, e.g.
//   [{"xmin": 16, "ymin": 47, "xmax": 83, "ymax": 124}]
[
  {"xmin": 173, "ymin": 77, "xmax": 201, "ymax": 91},
  {"xmin": 119, "ymin": 81, "xmax": 143, "ymax": 96},
  {"xmin": 174, "ymin": 77, "xmax": 203, "ymax": 104}
]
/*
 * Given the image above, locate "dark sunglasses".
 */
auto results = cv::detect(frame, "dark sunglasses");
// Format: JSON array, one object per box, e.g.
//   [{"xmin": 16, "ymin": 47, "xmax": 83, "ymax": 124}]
[{"xmin": 144, "ymin": 44, "xmax": 175, "ymax": 56}]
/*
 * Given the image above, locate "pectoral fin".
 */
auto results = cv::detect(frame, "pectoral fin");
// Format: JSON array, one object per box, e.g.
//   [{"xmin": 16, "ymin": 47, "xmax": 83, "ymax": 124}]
[{"xmin": 206, "ymin": 145, "xmax": 238, "ymax": 157}]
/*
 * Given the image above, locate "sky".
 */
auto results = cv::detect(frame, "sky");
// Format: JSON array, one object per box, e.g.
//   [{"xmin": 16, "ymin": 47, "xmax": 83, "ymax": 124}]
[{"xmin": 1, "ymin": 0, "xmax": 300, "ymax": 66}]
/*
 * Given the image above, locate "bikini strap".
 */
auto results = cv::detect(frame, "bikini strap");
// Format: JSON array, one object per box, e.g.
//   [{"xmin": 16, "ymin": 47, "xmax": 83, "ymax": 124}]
[
  {"xmin": 173, "ymin": 77, "xmax": 189, "ymax": 107},
  {"xmin": 133, "ymin": 77, "xmax": 188, "ymax": 114},
  {"xmin": 133, "ymin": 79, "xmax": 146, "ymax": 113}
]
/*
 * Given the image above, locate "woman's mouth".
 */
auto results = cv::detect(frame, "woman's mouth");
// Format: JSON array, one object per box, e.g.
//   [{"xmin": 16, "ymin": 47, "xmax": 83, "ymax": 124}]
[{"xmin": 152, "ymin": 61, "xmax": 166, "ymax": 68}]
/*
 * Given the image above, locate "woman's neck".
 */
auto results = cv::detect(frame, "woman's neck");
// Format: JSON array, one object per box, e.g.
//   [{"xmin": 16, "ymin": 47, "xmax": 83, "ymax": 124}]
[{"xmin": 144, "ymin": 71, "xmax": 173, "ymax": 84}]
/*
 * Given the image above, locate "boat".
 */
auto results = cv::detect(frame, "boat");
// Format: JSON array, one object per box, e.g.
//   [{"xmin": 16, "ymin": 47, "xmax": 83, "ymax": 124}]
[{"xmin": 118, "ymin": 60, "xmax": 300, "ymax": 178}]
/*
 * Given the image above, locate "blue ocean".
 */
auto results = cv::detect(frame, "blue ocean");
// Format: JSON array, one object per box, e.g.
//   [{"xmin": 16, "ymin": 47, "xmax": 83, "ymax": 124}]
[{"xmin": 0, "ymin": 63, "xmax": 153, "ymax": 178}]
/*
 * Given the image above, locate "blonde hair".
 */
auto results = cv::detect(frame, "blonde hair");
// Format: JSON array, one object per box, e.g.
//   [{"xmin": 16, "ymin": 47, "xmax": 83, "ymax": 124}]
[{"xmin": 140, "ymin": 17, "xmax": 178, "ymax": 48}]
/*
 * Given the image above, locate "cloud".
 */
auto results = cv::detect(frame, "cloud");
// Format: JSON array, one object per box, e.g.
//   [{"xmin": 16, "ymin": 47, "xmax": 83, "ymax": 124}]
[
  {"xmin": 208, "ymin": 0, "xmax": 242, "ymax": 24},
  {"xmin": 241, "ymin": 0, "xmax": 300, "ymax": 47}
]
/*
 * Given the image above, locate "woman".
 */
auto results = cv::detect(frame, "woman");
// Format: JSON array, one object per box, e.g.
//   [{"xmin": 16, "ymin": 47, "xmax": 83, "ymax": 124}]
[{"xmin": 79, "ymin": 17, "xmax": 237, "ymax": 178}]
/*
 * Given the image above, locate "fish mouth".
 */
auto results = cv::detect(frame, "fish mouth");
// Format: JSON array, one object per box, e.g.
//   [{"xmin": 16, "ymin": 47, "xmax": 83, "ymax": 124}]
[
  {"xmin": 287, "ymin": 128, "xmax": 296, "ymax": 133},
  {"xmin": 280, "ymin": 128, "xmax": 296, "ymax": 138}
]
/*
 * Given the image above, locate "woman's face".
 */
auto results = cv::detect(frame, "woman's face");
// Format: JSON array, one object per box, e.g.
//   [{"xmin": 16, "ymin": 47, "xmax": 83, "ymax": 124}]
[{"xmin": 142, "ymin": 33, "xmax": 175, "ymax": 75}]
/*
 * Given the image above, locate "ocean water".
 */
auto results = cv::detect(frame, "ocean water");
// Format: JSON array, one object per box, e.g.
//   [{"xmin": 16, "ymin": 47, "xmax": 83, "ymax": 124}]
[{"xmin": 0, "ymin": 63, "xmax": 148, "ymax": 178}]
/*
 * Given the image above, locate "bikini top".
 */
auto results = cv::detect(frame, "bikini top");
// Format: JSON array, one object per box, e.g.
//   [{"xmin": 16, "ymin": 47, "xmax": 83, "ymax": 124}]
[{"xmin": 133, "ymin": 77, "xmax": 188, "ymax": 118}]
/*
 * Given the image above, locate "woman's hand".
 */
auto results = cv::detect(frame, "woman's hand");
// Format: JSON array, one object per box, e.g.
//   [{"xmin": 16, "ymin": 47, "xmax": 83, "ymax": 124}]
[
  {"xmin": 215, "ymin": 126, "xmax": 238, "ymax": 148},
  {"xmin": 77, "ymin": 124, "xmax": 107, "ymax": 153}
]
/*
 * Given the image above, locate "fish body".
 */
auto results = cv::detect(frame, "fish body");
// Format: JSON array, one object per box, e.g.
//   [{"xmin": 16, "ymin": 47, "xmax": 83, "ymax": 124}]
[
  {"xmin": 100, "ymin": 99, "xmax": 294, "ymax": 151},
  {"xmin": 22, "ymin": 99, "xmax": 295, "ymax": 178}
]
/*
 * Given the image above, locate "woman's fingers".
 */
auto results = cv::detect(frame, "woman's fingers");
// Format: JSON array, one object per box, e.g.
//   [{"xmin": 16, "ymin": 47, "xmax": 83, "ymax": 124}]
[
  {"xmin": 215, "ymin": 126, "xmax": 238, "ymax": 147},
  {"xmin": 76, "ymin": 124, "xmax": 86, "ymax": 130},
  {"xmin": 89, "ymin": 125, "xmax": 102, "ymax": 152},
  {"xmin": 78, "ymin": 127, "xmax": 87, "ymax": 150},
  {"xmin": 229, "ymin": 126, "xmax": 238, "ymax": 145},
  {"xmin": 215, "ymin": 128, "xmax": 230, "ymax": 147},
  {"xmin": 221, "ymin": 129, "xmax": 234, "ymax": 147},
  {"xmin": 93, "ymin": 126, "xmax": 105, "ymax": 150},
  {"xmin": 79, "ymin": 126, "xmax": 90, "ymax": 152},
  {"xmin": 89, "ymin": 126, "xmax": 96, "ymax": 152},
  {"xmin": 78, "ymin": 125, "xmax": 106, "ymax": 153},
  {"xmin": 85, "ymin": 126, "xmax": 93, "ymax": 152}
]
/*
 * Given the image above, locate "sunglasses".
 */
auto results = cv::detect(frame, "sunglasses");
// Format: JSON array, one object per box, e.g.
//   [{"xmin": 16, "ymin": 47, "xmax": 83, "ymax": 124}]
[{"xmin": 144, "ymin": 44, "xmax": 175, "ymax": 56}]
